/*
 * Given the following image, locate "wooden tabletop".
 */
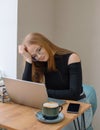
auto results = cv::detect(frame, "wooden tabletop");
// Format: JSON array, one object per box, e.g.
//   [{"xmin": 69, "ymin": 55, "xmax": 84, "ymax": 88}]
[{"xmin": 0, "ymin": 100, "xmax": 91, "ymax": 130}]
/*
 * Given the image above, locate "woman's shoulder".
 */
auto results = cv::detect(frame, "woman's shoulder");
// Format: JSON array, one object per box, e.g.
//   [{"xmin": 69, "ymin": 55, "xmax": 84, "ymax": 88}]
[
  {"xmin": 54, "ymin": 52, "xmax": 81, "ymax": 64},
  {"xmin": 68, "ymin": 53, "xmax": 81, "ymax": 65}
]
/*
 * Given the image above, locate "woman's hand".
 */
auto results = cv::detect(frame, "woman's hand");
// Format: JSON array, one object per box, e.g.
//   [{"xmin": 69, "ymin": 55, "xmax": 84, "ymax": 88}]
[{"xmin": 18, "ymin": 45, "xmax": 32, "ymax": 63}]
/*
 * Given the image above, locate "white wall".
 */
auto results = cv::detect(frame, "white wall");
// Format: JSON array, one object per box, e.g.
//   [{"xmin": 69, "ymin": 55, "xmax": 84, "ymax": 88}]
[
  {"xmin": 0, "ymin": 0, "xmax": 18, "ymax": 78},
  {"xmin": 54, "ymin": 0, "xmax": 99, "ymax": 130}
]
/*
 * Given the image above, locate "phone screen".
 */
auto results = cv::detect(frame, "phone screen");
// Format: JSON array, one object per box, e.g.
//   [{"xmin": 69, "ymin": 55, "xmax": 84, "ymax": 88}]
[{"xmin": 67, "ymin": 103, "xmax": 80, "ymax": 113}]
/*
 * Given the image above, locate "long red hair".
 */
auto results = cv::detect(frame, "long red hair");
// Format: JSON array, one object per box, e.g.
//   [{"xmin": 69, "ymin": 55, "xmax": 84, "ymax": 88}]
[{"xmin": 22, "ymin": 32, "xmax": 72, "ymax": 82}]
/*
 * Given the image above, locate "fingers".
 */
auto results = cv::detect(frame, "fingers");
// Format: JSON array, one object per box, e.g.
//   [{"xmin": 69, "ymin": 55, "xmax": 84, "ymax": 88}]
[
  {"xmin": 18, "ymin": 45, "xmax": 32, "ymax": 63},
  {"xmin": 18, "ymin": 44, "xmax": 26, "ymax": 54}
]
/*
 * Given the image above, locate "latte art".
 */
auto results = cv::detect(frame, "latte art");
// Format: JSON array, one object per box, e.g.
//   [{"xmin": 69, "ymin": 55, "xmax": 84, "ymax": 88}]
[{"xmin": 43, "ymin": 102, "xmax": 59, "ymax": 108}]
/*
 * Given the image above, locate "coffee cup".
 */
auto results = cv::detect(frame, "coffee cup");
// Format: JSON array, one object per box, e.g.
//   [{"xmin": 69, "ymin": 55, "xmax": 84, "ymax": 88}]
[{"xmin": 42, "ymin": 102, "xmax": 63, "ymax": 120}]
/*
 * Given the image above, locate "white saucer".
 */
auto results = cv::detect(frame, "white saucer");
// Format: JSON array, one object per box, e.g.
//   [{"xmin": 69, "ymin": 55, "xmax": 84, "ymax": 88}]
[{"xmin": 36, "ymin": 111, "xmax": 64, "ymax": 124}]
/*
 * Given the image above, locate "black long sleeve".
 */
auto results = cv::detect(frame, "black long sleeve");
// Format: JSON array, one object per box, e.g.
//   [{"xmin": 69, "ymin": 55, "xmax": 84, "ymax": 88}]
[
  {"xmin": 22, "ymin": 62, "xmax": 32, "ymax": 81},
  {"xmin": 47, "ymin": 62, "xmax": 83, "ymax": 100}
]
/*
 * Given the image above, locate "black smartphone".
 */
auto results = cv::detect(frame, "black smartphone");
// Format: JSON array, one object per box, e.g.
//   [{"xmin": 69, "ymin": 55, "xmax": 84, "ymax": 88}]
[{"xmin": 67, "ymin": 103, "xmax": 80, "ymax": 113}]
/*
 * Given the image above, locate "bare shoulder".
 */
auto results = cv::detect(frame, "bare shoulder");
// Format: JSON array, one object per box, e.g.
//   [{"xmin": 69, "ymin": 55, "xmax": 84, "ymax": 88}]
[{"xmin": 68, "ymin": 53, "xmax": 81, "ymax": 65}]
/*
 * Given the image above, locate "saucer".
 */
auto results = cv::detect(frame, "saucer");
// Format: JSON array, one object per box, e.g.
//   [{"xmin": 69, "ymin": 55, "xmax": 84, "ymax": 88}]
[{"xmin": 35, "ymin": 111, "xmax": 64, "ymax": 124}]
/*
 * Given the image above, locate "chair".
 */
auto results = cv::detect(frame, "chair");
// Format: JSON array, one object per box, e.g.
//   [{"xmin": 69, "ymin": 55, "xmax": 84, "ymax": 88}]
[{"xmin": 83, "ymin": 84, "xmax": 97, "ymax": 130}]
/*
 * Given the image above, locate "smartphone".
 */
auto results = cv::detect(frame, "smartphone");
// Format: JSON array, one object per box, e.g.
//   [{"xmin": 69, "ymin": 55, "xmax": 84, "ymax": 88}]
[{"xmin": 67, "ymin": 103, "xmax": 80, "ymax": 113}]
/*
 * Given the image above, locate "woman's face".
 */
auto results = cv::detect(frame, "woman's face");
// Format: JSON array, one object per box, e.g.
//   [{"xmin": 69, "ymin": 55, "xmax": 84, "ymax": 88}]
[{"xmin": 27, "ymin": 44, "xmax": 49, "ymax": 62}]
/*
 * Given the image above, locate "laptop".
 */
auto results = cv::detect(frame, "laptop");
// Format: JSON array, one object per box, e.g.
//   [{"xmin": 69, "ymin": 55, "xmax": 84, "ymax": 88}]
[
  {"xmin": 3, "ymin": 77, "xmax": 66, "ymax": 109},
  {"xmin": 3, "ymin": 77, "xmax": 48, "ymax": 109}
]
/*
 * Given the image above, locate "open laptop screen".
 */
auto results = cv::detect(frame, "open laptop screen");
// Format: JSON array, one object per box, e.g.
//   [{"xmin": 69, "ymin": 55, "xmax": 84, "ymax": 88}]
[{"xmin": 3, "ymin": 77, "xmax": 48, "ymax": 109}]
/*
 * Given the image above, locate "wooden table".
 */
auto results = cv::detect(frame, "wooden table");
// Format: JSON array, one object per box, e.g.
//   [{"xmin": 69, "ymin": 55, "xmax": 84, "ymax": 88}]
[{"xmin": 0, "ymin": 100, "xmax": 91, "ymax": 130}]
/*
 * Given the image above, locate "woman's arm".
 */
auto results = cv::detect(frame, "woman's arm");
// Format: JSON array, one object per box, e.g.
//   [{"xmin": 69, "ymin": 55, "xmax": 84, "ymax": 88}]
[
  {"xmin": 18, "ymin": 44, "xmax": 32, "ymax": 63},
  {"xmin": 47, "ymin": 54, "xmax": 83, "ymax": 100},
  {"xmin": 22, "ymin": 62, "xmax": 32, "ymax": 81},
  {"xmin": 18, "ymin": 44, "xmax": 33, "ymax": 81}
]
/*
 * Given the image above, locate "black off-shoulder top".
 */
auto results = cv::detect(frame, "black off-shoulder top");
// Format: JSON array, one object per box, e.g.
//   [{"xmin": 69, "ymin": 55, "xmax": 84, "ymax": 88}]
[{"xmin": 22, "ymin": 53, "xmax": 85, "ymax": 100}]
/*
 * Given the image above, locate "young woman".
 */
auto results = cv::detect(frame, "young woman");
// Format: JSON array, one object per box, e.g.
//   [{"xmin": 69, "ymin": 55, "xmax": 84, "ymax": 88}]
[{"xmin": 18, "ymin": 32, "xmax": 93, "ymax": 129}]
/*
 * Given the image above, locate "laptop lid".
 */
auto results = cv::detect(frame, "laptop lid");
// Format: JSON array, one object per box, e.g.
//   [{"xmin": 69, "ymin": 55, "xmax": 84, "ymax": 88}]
[{"xmin": 3, "ymin": 77, "xmax": 48, "ymax": 109}]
